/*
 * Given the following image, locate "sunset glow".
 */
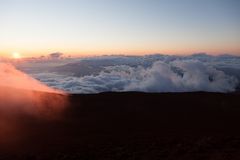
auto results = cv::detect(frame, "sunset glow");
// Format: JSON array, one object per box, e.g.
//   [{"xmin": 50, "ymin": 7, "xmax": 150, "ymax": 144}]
[
  {"xmin": 11, "ymin": 52, "xmax": 22, "ymax": 59},
  {"xmin": 0, "ymin": 0, "xmax": 239, "ymax": 57}
]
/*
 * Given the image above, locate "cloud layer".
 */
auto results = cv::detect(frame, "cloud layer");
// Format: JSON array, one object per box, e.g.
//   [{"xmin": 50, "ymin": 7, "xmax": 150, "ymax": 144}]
[
  {"xmin": 0, "ymin": 63, "xmax": 68, "ymax": 144},
  {"xmin": 16, "ymin": 54, "xmax": 240, "ymax": 93}
]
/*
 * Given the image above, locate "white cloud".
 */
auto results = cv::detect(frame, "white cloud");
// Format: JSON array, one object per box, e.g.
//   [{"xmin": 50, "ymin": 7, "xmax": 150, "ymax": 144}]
[{"xmin": 28, "ymin": 56, "xmax": 239, "ymax": 93}]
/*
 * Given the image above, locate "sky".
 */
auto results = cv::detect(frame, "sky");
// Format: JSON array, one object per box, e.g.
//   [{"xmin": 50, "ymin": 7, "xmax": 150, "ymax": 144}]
[{"xmin": 0, "ymin": 0, "xmax": 240, "ymax": 58}]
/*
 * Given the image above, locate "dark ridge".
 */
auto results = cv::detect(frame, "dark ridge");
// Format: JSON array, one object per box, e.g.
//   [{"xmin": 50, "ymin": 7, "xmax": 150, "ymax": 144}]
[{"xmin": 1, "ymin": 90, "xmax": 240, "ymax": 160}]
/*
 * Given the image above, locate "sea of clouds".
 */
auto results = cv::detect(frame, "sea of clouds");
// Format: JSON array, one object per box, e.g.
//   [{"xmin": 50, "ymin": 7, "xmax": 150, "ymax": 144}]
[{"xmin": 13, "ymin": 53, "xmax": 240, "ymax": 93}]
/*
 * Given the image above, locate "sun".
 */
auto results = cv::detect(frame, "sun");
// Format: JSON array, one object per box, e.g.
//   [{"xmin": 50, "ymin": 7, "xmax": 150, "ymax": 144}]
[{"xmin": 11, "ymin": 52, "xmax": 22, "ymax": 59}]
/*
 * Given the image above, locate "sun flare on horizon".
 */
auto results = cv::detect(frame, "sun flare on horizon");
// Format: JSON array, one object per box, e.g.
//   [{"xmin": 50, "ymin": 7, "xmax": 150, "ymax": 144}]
[{"xmin": 11, "ymin": 52, "xmax": 22, "ymax": 59}]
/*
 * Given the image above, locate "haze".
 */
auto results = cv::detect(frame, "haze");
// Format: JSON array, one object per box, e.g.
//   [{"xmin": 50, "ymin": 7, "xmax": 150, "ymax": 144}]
[{"xmin": 0, "ymin": 0, "xmax": 240, "ymax": 58}]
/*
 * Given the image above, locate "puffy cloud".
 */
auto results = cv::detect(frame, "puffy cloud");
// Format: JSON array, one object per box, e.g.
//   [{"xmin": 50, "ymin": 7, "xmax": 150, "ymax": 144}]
[
  {"xmin": 125, "ymin": 60, "xmax": 237, "ymax": 92},
  {"xmin": 29, "ymin": 57, "xmax": 239, "ymax": 93},
  {"xmin": 11, "ymin": 53, "xmax": 240, "ymax": 93}
]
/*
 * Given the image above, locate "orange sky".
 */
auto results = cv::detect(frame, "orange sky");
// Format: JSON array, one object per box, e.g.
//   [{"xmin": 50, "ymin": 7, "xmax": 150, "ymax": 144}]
[{"xmin": 1, "ymin": 0, "xmax": 240, "ymax": 58}]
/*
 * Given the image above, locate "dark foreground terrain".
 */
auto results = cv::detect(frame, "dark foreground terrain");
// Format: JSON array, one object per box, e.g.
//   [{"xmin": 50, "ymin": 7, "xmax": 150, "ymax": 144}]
[{"xmin": 1, "ymin": 91, "xmax": 240, "ymax": 160}]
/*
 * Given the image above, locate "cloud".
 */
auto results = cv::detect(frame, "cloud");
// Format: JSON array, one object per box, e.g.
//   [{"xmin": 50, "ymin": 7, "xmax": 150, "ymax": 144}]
[
  {"xmin": 0, "ymin": 63, "xmax": 68, "ymax": 144},
  {"xmin": 28, "ymin": 56, "xmax": 239, "ymax": 93},
  {"xmin": 0, "ymin": 63, "xmax": 62, "ymax": 93},
  {"xmin": 125, "ymin": 60, "xmax": 238, "ymax": 92},
  {"xmin": 49, "ymin": 52, "xmax": 63, "ymax": 59}
]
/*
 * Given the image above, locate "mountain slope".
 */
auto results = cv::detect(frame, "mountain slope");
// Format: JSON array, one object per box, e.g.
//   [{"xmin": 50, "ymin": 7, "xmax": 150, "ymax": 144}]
[{"xmin": 1, "ymin": 91, "xmax": 240, "ymax": 160}]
